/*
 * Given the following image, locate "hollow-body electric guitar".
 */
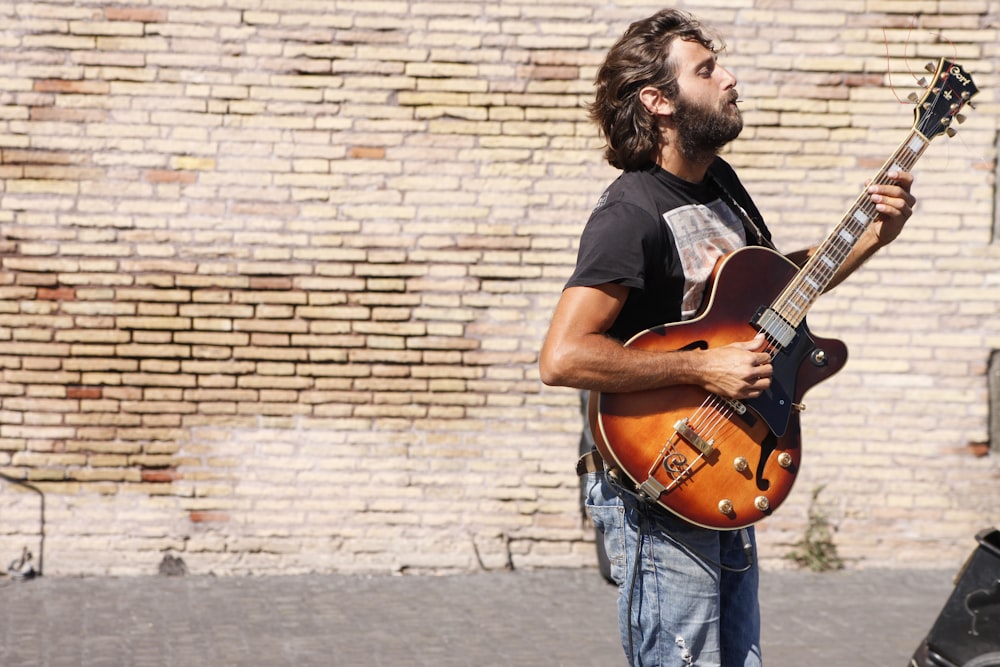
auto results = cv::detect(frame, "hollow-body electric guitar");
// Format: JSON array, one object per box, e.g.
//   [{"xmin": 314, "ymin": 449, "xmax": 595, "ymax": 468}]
[{"xmin": 590, "ymin": 59, "xmax": 978, "ymax": 530}]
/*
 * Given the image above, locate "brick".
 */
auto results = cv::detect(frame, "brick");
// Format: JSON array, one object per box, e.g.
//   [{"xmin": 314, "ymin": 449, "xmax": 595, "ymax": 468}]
[
  {"xmin": 105, "ymin": 7, "xmax": 169, "ymax": 23},
  {"xmin": 348, "ymin": 146, "xmax": 386, "ymax": 159},
  {"xmin": 144, "ymin": 169, "xmax": 199, "ymax": 184},
  {"xmin": 33, "ymin": 79, "xmax": 111, "ymax": 95},
  {"xmin": 0, "ymin": 0, "xmax": 992, "ymax": 577}
]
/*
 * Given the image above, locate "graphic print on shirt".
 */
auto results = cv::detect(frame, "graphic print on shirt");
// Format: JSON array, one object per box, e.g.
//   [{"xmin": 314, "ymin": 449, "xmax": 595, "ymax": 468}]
[{"xmin": 662, "ymin": 200, "xmax": 746, "ymax": 320}]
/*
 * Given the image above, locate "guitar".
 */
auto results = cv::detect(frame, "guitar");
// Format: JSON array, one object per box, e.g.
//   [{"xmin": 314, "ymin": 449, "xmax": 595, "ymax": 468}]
[{"xmin": 590, "ymin": 58, "xmax": 979, "ymax": 530}]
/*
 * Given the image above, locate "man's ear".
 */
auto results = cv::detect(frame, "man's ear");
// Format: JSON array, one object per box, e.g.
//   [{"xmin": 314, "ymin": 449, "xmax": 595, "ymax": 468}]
[{"xmin": 639, "ymin": 86, "xmax": 673, "ymax": 117}]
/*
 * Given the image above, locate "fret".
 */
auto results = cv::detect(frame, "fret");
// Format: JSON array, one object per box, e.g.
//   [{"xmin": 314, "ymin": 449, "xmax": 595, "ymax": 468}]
[
  {"xmin": 907, "ymin": 135, "xmax": 927, "ymax": 154},
  {"xmin": 791, "ymin": 287, "xmax": 813, "ymax": 306}
]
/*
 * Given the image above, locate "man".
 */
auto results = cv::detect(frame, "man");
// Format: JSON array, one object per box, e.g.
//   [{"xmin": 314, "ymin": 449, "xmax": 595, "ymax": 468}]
[{"xmin": 539, "ymin": 9, "xmax": 915, "ymax": 667}]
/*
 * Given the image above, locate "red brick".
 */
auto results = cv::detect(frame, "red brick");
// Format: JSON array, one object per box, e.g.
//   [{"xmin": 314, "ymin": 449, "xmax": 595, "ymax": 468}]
[
  {"xmin": 38, "ymin": 287, "xmax": 76, "ymax": 301},
  {"xmin": 142, "ymin": 469, "xmax": 182, "ymax": 483},
  {"xmin": 34, "ymin": 79, "xmax": 111, "ymax": 95},
  {"xmin": 67, "ymin": 386, "xmax": 102, "ymax": 399},
  {"xmin": 348, "ymin": 146, "xmax": 386, "ymax": 159},
  {"xmin": 249, "ymin": 277, "xmax": 294, "ymax": 290},
  {"xmin": 144, "ymin": 169, "xmax": 198, "ymax": 184},
  {"xmin": 105, "ymin": 7, "xmax": 169, "ymax": 22}
]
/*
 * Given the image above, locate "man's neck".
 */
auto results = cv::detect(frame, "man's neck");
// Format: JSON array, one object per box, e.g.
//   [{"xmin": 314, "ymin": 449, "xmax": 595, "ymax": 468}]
[{"xmin": 657, "ymin": 145, "xmax": 715, "ymax": 183}]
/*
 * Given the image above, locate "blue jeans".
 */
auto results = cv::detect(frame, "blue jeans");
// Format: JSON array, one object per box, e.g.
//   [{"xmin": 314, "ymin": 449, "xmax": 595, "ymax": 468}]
[{"xmin": 585, "ymin": 471, "xmax": 762, "ymax": 667}]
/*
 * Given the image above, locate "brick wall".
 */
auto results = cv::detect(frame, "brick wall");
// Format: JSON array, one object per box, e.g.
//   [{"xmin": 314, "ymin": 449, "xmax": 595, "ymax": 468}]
[{"xmin": 0, "ymin": 0, "xmax": 997, "ymax": 576}]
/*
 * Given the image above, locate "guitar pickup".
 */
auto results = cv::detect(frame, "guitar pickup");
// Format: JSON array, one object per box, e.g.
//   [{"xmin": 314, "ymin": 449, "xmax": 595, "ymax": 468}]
[
  {"xmin": 753, "ymin": 307, "xmax": 797, "ymax": 349},
  {"xmin": 674, "ymin": 418, "xmax": 715, "ymax": 456},
  {"xmin": 723, "ymin": 397, "xmax": 747, "ymax": 415}
]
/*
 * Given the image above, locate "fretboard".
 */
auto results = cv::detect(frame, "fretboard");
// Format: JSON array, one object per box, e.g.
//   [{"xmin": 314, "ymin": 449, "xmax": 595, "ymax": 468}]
[{"xmin": 767, "ymin": 130, "xmax": 930, "ymax": 331}]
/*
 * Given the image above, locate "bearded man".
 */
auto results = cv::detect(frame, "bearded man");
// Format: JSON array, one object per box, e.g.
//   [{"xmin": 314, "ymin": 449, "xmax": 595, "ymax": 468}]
[{"xmin": 540, "ymin": 9, "xmax": 915, "ymax": 667}]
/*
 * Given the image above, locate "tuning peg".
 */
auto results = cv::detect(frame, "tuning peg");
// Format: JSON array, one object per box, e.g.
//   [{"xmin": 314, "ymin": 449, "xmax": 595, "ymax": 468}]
[
  {"xmin": 956, "ymin": 113, "xmax": 967, "ymax": 124},
  {"xmin": 917, "ymin": 77, "xmax": 927, "ymax": 87},
  {"xmin": 925, "ymin": 62, "xmax": 937, "ymax": 73},
  {"xmin": 946, "ymin": 128, "xmax": 957, "ymax": 138},
  {"xmin": 907, "ymin": 92, "xmax": 919, "ymax": 103}
]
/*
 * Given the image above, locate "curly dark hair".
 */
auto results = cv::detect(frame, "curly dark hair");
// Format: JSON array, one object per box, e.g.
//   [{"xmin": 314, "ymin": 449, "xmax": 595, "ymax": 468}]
[{"xmin": 589, "ymin": 9, "xmax": 719, "ymax": 171}]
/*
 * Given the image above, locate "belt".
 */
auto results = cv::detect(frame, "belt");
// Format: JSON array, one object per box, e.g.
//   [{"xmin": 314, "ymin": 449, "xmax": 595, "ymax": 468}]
[
  {"xmin": 577, "ymin": 449, "xmax": 640, "ymax": 498},
  {"xmin": 576, "ymin": 448, "xmax": 605, "ymax": 476}
]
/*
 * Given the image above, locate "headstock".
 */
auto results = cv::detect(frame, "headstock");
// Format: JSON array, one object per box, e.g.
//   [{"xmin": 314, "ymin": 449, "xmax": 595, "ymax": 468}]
[{"xmin": 909, "ymin": 59, "xmax": 979, "ymax": 141}]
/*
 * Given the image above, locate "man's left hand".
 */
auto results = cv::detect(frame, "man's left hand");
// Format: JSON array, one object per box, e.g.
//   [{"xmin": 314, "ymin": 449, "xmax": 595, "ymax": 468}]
[{"xmin": 867, "ymin": 170, "xmax": 915, "ymax": 247}]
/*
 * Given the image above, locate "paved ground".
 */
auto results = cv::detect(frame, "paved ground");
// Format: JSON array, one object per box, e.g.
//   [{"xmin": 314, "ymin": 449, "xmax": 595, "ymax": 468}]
[{"xmin": 0, "ymin": 565, "xmax": 964, "ymax": 667}]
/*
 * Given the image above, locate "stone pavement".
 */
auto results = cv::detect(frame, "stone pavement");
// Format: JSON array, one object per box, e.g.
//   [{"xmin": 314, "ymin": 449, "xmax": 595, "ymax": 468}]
[{"xmin": 0, "ymin": 566, "xmax": 960, "ymax": 667}]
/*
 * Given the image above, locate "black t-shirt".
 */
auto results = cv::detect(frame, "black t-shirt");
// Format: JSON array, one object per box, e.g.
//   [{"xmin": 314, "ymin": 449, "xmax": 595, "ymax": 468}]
[{"xmin": 566, "ymin": 158, "xmax": 771, "ymax": 342}]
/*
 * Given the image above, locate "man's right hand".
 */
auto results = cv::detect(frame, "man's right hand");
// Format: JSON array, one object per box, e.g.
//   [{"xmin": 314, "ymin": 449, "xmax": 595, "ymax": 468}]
[{"xmin": 698, "ymin": 333, "xmax": 773, "ymax": 400}]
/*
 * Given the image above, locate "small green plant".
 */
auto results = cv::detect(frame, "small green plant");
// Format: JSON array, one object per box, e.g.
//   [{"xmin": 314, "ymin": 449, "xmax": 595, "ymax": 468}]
[{"xmin": 785, "ymin": 485, "xmax": 844, "ymax": 572}]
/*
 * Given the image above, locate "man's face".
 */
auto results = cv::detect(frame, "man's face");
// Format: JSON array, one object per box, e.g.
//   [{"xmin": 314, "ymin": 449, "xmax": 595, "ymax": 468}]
[{"xmin": 669, "ymin": 39, "xmax": 743, "ymax": 158}]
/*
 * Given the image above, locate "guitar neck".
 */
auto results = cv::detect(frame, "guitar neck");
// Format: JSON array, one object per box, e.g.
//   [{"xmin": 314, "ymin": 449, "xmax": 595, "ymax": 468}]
[
  {"xmin": 753, "ymin": 57, "xmax": 976, "ymax": 349},
  {"xmin": 768, "ymin": 129, "xmax": 931, "ymax": 330}
]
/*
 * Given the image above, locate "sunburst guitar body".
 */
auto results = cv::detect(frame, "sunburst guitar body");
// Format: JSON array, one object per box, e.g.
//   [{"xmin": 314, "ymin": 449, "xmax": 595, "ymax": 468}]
[{"xmin": 589, "ymin": 247, "xmax": 846, "ymax": 529}]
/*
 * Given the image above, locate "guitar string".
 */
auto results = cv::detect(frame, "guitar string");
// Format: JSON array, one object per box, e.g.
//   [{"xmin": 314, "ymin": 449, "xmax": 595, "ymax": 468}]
[
  {"xmin": 771, "ymin": 141, "xmax": 922, "ymax": 330},
  {"xmin": 774, "ymin": 64, "xmax": 973, "ymax": 325},
  {"xmin": 673, "ymin": 138, "xmax": 923, "ymax": 476},
  {"xmin": 777, "ymin": 63, "xmax": 974, "ymax": 319},
  {"xmin": 675, "ymin": 264, "xmax": 790, "ymax": 475},
  {"xmin": 686, "ymin": 163, "xmax": 909, "ymax": 451},
  {"xmin": 661, "ymin": 75, "xmax": 970, "ymax": 505},
  {"xmin": 678, "ymin": 174, "xmax": 784, "ymax": 471},
  {"xmin": 682, "ymin": 295, "xmax": 788, "ymax": 451}
]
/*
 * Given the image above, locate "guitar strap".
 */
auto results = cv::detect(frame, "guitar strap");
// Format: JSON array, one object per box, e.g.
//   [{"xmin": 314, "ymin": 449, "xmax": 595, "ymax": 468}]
[{"xmin": 705, "ymin": 173, "xmax": 777, "ymax": 252}]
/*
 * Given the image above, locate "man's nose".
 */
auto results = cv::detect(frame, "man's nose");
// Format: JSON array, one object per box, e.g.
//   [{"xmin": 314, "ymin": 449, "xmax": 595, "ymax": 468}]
[{"xmin": 720, "ymin": 65, "xmax": 737, "ymax": 89}]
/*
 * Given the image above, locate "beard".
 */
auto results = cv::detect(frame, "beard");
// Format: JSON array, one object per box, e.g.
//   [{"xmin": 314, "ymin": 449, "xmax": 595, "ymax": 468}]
[{"xmin": 672, "ymin": 89, "xmax": 743, "ymax": 161}]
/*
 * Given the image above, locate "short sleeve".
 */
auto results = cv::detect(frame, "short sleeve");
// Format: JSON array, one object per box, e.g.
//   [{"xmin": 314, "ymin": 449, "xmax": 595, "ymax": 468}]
[{"xmin": 565, "ymin": 201, "xmax": 661, "ymax": 291}]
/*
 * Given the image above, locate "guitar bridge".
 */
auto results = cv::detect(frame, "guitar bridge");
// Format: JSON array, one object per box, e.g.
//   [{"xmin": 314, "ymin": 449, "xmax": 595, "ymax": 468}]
[{"xmin": 674, "ymin": 418, "xmax": 715, "ymax": 456}]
